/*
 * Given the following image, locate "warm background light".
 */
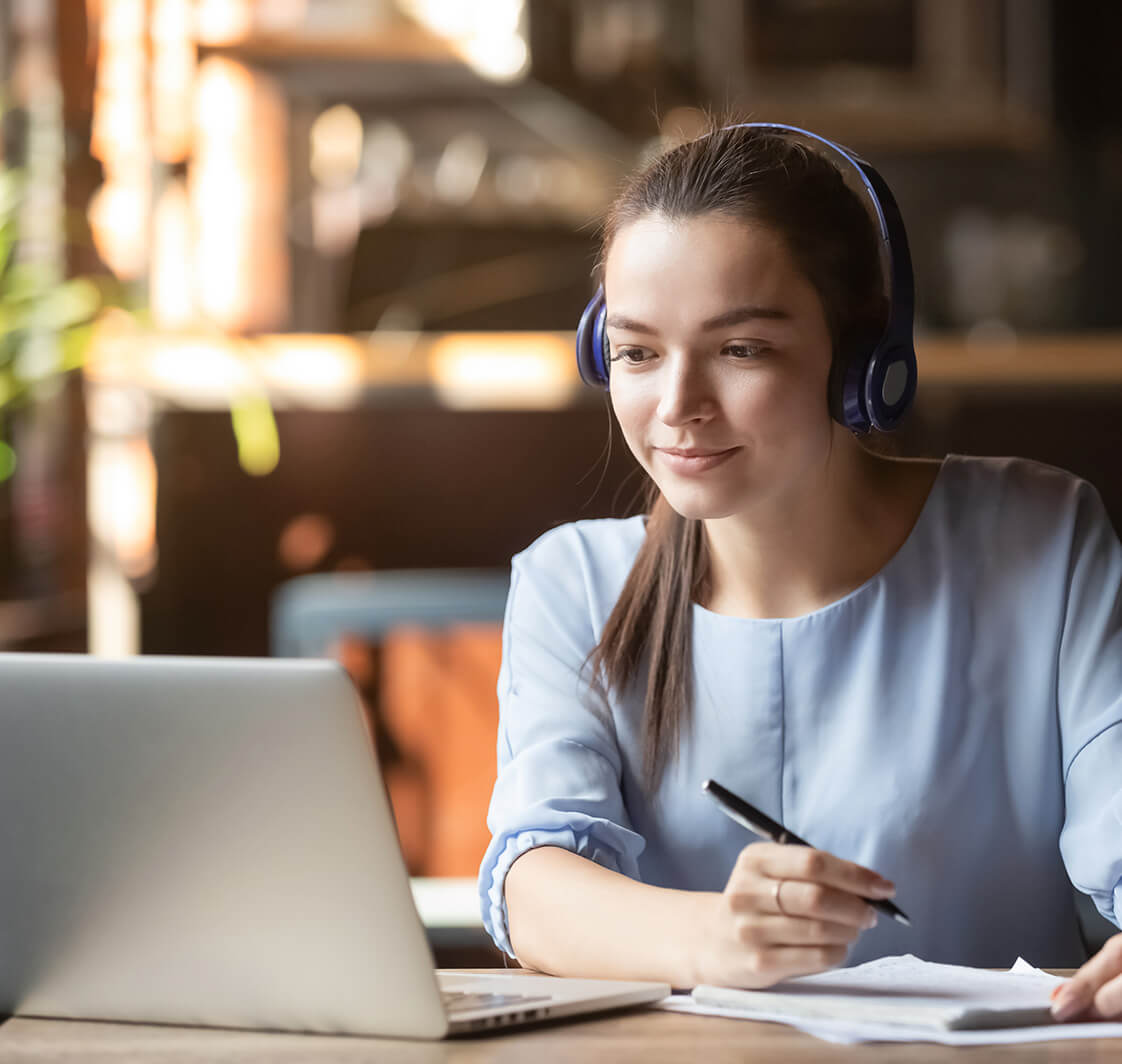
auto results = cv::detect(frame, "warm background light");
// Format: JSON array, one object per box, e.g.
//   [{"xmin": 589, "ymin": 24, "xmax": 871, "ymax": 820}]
[
  {"xmin": 256, "ymin": 335, "xmax": 365, "ymax": 407},
  {"xmin": 151, "ymin": 179, "xmax": 194, "ymax": 328},
  {"xmin": 310, "ymin": 104, "xmax": 364, "ymax": 187},
  {"xmin": 429, "ymin": 332, "xmax": 577, "ymax": 409},
  {"xmin": 191, "ymin": 57, "xmax": 289, "ymax": 332},
  {"xmin": 88, "ymin": 0, "xmax": 151, "ymax": 280},
  {"xmin": 87, "ymin": 437, "xmax": 158, "ymax": 581},
  {"xmin": 194, "ymin": 0, "xmax": 253, "ymax": 45},
  {"xmin": 150, "ymin": 0, "xmax": 195, "ymax": 163},
  {"xmin": 399, "ymin": 0, "xmax": 529, "ymax": 82}
]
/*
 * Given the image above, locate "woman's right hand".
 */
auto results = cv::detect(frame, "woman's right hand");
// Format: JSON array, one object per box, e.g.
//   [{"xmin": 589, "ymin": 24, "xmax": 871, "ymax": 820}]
[{"xmin": 692, "ymin": 842, "xmax": 896, "ymax": 988}]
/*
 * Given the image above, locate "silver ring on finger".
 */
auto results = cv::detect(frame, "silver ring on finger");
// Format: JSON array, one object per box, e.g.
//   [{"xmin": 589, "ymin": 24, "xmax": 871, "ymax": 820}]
[{"xmin": 773, "ymin": 877, "xmax": 788, "ymax": 916}]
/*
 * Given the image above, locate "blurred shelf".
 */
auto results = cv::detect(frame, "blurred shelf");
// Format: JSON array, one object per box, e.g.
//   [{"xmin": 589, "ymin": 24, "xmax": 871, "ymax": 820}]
[
  {"xmin": 197, "ymin": 22, "xmax": 458, "ymax": 64},
  {"xmin": 734, "ymin": 98, "xmax": 1050, "ymax": 153},
  {"xmin": 194, "ymin": 24, "xmax": 498, "ymax": 101},
  {"xmin": 83, "ymin": 327, "xmax": 585, "ymax": 411},
  {"xmin": 916, "ymin": 333, "xmax": 1122, "ymax": 389}
]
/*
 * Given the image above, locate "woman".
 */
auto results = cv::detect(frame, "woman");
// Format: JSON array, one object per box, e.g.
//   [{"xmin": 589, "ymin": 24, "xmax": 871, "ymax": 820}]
[{"xmin": 477, "ymin": 122, "xmax": 1122, "ymax": 1021}]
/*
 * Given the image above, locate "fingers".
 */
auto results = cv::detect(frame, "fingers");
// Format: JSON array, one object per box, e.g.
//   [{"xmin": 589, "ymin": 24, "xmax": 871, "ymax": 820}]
[
  {"xmin": 711, "ymin": 844, "xmax": 888, "ymax": 989},
  {"xmin": 1097, "ymin": 973, "xmax": 1122, "ymax": 1019},
  {"xmin": 769, "ymin": 878, "xmax": 880, "ymax": 930},
  {"xmin": 1052, "ymin": 934, "xmax": 1122, "ymax": 1022},
  {"xmin": 750, "ymin": 843, "xmax": 896, "ymax": 902},
  {"xmin": 729, "ymin": 844, "xmax": 889, "ymax": 929}
]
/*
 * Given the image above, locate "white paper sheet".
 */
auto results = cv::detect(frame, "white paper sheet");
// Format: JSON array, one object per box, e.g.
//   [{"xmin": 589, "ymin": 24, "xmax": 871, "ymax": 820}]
[{"xmin": 656, "ymin": 955, "xmax": 1122, "ymax": 1045}]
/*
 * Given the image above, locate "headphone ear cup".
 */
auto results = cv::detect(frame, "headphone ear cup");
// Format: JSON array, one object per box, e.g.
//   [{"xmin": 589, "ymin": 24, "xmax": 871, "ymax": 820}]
[
  {"xmin": 863, "ymin": 342, "xmax": 917, "ymax": 431},
  {"xmin": 575, "ymin": 287, "xmax": 610, "ymax": 388},
  {"xmin": 830, "ymin": 320, "xmax": 917, "ymax": 434}
]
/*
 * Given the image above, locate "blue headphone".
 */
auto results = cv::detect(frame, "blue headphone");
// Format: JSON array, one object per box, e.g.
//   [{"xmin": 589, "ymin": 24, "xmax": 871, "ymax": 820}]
[{"xmin": 575, "ymin": 123, "xmax": 917, "ymax": 435}]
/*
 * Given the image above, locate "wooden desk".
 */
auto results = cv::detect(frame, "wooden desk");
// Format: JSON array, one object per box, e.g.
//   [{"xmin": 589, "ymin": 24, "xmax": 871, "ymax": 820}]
[{"xmin": 3, "ymin": 974, "xmax": 1121, "ymax": 1064}]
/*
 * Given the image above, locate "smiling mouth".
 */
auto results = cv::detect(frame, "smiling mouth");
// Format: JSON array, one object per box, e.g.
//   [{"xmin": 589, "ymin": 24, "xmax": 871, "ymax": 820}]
[
  {"xmin": 653, "ymin": 446, "xmax": 741, "ymax": 474},
  {"xmin": 657, "ymin": 447, "xmax": 737, "ymax": 458}
]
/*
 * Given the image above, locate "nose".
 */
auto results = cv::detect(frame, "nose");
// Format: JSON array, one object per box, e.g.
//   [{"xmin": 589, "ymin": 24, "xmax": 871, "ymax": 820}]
[{"xmin": 656, "ymin": 353, "xmax": 713, "ymax": 427}]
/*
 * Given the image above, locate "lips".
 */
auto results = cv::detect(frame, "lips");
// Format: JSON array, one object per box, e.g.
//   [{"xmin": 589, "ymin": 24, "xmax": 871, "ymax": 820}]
[
  {"xmin": 658, "ymin": 447, "xmax": 734, "ymax": 458},
  {"xmin": 653, "ymin": 446, "xmax": 740, "ymax": 474}
]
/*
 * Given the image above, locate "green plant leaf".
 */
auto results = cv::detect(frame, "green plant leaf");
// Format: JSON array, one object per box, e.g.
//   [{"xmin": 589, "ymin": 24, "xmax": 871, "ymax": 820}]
[
  {"xmin": 0, "ymin": 300, "xmax": 30, "ymax": 340},
  {"xmin": 0, "ymin": 222, "xmax": 14, "ymax": 278},
  {"xmin": 0, "ymin": 367, "xmax": 26, "ymax": 413},
  {"xmin": 2, "ymin": 262, "xmax": 54, "ymax": 304},
  {"xmin": 59, "ymin": 323, "xmax": 93, "ymax": 372},
  {"xmin": 0, "ymin": 154, "xmax": 129, "ymax": 398},
  {"xmin": 230, "ymin": 394, "xmax": 281, "ymax": 476},
  {"xmin": 46, "ymin": 277, "xmax": 101, "ymax": 330},
  {"xmin": 0, "ymin": 438, "xmax": 16, "ymax": 481}
]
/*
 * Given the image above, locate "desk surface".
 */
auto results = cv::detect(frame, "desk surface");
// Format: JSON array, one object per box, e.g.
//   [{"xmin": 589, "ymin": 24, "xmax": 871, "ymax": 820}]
[
  {"xmin": 3, "ymin": 973, "xmax": 1121, "ymax": 1064},
  {"xmin": 5, "ymin": 1008, "xmax": 1122, "ymax": 1063}
]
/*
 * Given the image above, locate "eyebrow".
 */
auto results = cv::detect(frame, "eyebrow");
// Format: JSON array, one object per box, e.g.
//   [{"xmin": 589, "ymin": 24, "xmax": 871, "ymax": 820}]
[{"xmin": 605, "ymin": 305, "xmax": 792, "ymax": 334}]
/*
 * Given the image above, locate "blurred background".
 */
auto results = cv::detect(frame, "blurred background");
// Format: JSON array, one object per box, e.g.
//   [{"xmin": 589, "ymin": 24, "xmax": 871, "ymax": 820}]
[{"xmin": 1, "ymin": 0, "xmax": 1120, "ymax": 958}]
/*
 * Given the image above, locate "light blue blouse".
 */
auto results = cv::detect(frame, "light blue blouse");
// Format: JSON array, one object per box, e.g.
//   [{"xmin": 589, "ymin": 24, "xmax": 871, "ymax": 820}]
[{"xmin": 478, "ymin": 455, "xmax": 1122, "ymax": 969}]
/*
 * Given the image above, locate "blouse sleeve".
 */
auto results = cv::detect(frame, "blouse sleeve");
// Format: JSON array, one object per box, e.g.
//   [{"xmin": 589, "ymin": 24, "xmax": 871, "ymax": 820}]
[
  {"xmin": 1057, "ymin": 480, "xmax": 1122, "ymax": 930},
  {"xmin": 477, "ymin": 528, "xmax": 646, "ymax": 958}
]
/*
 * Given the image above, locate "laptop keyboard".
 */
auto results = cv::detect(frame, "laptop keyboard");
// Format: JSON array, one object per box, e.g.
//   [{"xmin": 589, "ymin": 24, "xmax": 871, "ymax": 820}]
[{"xmin": 441, "ymin": 990, "xmax": 553, "ymax": 1014}]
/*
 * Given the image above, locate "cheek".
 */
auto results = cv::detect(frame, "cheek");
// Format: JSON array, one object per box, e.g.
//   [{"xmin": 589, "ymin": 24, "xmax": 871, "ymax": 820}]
[
  {"xmin": 743, "ymin": 360, "xmax": 830, "ymax": 430},
  {"xmin": 609, "ymin": 385, "xmax": 650, "ymax": 449},
  {"xmin": 717, "ymin": 371, "xmax": 791, "ymax": 433}
]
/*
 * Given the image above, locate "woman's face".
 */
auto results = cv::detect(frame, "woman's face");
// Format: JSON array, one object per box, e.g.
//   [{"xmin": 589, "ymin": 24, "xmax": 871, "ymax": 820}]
[{"xmin": 604, "ymin": 212, "xmax": 840, "ymax": 521}]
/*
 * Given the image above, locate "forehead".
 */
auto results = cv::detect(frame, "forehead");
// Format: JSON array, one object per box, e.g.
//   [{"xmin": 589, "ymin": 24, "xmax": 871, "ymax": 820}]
[{"xmin": 603, "ymin": 213, "xmax": 811, "ymax": 310}]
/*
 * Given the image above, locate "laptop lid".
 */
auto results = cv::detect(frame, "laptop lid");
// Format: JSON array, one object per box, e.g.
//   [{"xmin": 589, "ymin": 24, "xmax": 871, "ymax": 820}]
[{"xmin": 0, "ymin": 653, "xmax": 451, "ymax": 1037}]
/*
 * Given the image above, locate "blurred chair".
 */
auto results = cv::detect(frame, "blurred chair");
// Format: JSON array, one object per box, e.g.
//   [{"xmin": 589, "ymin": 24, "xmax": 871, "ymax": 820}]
[
  {"xmin": 270, "ymin": 568, "xmax": 510, "ymax": 966},
  {"xmin": 270, "ymin": 569, "xmax": 509, "ymax": 659}
]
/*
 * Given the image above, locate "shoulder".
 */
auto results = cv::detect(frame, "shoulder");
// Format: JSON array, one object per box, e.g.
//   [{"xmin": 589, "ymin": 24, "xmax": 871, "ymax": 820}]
[
  {"xmin": 509, "ymin": 516, "xmax": 648, "ymax": 635},
  {"xmin": 515, "ymin": 516, "xmax": 648, "ymax": 574},
  {"xmin": 935, "ymin": 454, "xmax": 1114, "ymax": 558},
  {"xmin": 941, "ymin": 454, "xmax": 1103, "ymax": 524}
]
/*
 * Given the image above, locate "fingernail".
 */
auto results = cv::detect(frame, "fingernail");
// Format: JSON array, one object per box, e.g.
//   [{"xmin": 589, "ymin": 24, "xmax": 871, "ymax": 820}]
[
  {"xmin": 869, "ymin": 880, "xmax": 896, "ymax": 898},
  {"xmin": 863, "ymin": 908, "xmax": 878, "ymax": 929},
  {"xmin": 1050, "ymin": 984, "xmax": 1062, "ymax": 1001},
  {"xmin": 1051, "ymin": 988, "xmax": 1085, "ymax": 1023}
]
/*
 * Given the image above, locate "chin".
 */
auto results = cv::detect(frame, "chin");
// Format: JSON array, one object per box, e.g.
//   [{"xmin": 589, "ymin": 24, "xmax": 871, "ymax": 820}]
[{"xmin": 658, "ymin": 488, "xmax": 742, "ymax": 522}]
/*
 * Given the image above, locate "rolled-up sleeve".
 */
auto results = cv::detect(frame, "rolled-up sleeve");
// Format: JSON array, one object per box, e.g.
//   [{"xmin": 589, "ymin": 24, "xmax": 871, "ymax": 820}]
[
  {"xmin": 478, "ymin": 529, "xmax": 646, "ymax": 957},
  {"xmin": 1057, "ymin": 481, "xmax": 1122, "ymax": 929}
]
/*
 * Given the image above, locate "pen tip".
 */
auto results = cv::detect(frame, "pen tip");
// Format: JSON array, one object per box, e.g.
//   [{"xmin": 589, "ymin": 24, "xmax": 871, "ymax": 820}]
[{"xmin": 894, "ymin": 914, "xmax": 911, "ymax": 927}]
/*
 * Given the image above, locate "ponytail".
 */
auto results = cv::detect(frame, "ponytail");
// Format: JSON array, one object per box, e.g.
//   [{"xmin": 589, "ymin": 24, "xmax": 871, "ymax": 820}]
[{"xmin": 587, "ymin": 489, "xmax": 706, "ymax": 792}]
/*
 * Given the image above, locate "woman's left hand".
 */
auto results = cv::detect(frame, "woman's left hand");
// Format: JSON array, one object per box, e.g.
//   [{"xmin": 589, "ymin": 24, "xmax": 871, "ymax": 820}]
[{"xmin": 1052, "ymin": 933, "xmax": 1122, "ymax": 1021}]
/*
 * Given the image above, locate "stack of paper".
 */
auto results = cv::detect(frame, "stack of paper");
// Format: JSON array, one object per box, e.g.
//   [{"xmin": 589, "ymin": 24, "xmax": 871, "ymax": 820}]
[{"xmin": 657, "ymin": 955, "xmax": 1122, "ymax": 1046}]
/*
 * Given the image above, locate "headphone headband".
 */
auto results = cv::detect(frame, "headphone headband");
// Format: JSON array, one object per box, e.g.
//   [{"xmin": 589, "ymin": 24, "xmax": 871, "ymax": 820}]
[{"xmin": 574, "ymin": 122, "xmax": 917, "ymax": 433}]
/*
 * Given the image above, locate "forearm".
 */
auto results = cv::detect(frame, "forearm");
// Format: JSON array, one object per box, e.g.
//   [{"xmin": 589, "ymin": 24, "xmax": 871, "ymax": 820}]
[{"xmin": 504, "ymin": 845, "xmax": 713, "ymax": 987}]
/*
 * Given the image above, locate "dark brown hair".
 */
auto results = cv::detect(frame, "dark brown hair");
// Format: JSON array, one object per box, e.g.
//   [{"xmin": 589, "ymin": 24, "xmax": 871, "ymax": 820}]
[{"xmin": 587, "ymin": 122, "xmax": 886, "ymax": 793}]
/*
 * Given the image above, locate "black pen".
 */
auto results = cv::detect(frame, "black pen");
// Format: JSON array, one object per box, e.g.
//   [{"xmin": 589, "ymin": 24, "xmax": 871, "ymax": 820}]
[{"xmin": 702, "ymin": 778, "xmax": 911, "ymax": 927}]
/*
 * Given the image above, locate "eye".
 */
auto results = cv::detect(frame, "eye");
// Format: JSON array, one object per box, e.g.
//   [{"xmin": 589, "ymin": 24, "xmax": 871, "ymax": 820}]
[
  {"xmin": 609, "ymin": 345, "xmax": 655, "ymax": 365},
  {"xmin": 722, "ymin": 342, "xmax": 768, "ymax": 360}
]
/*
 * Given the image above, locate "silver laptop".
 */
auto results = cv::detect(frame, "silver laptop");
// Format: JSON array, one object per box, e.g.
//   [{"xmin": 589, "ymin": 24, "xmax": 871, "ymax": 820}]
[{"xmin": 0, "ymin": 653, "xmax": 669, "ymax": 1037}]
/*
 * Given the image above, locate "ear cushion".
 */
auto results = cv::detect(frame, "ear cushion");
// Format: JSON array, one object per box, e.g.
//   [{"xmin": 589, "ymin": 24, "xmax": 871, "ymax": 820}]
[
  {"xmin": 864, "ymin": 342, "xmax": 917, "ymax": 431},
  {"xmin": 830, "ymin": 337, "xmax": 918, "ymax": 434},
  {"xmin": 575, "ymin": 286, "xmax": 609, "ymax": 388}
]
